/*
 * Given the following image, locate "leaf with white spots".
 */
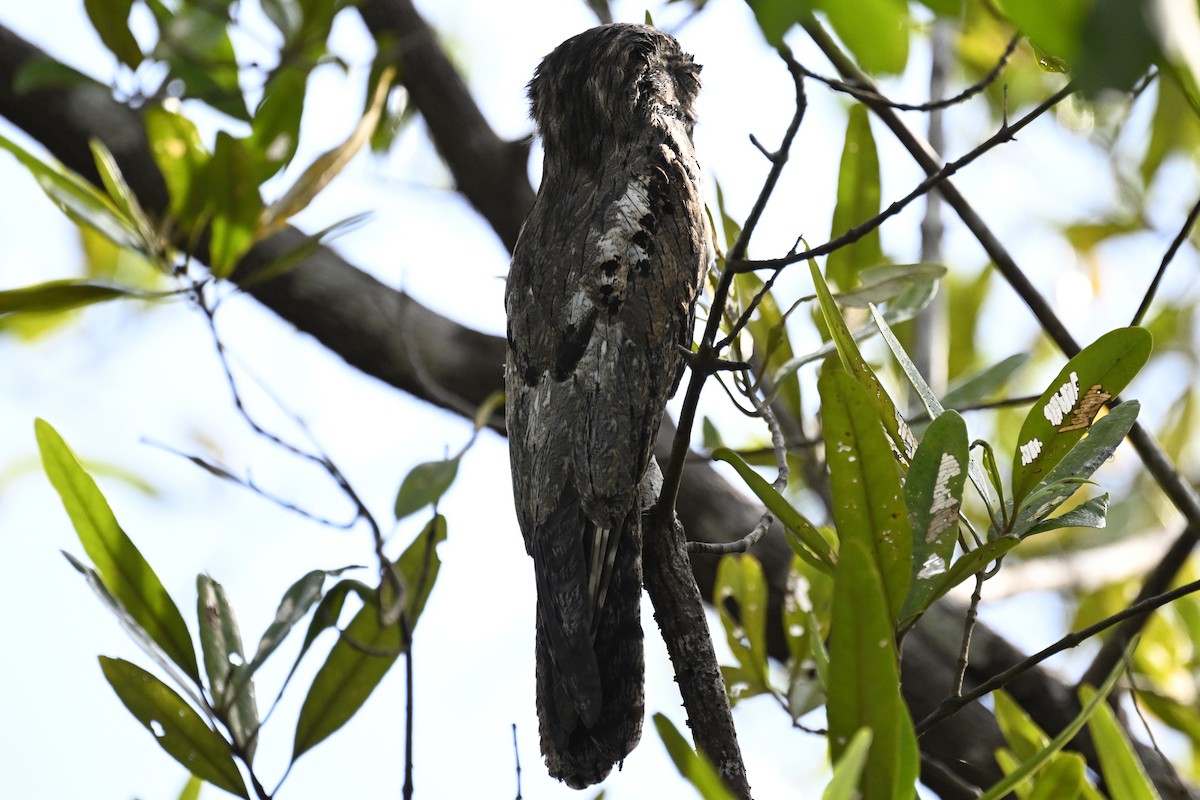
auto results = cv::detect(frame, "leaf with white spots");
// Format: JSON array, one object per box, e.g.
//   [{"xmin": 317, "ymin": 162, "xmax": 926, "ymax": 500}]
[
  {"xmin": 1005, "ymin": 401, "xmax": 1140, "ymax": 538},
  {"xmin": 1010, "ymin": 328, "xmax": 1151, "ymax": 509},
  {"xmin": 820, "ymin": 370, "xmax": 912, "ymax": 623},
  {"xmin": 99, "ymin": 657, "xmax": 247, "ymax": 798},
  {"xmin": 900, "ymin": 411, "xmax": 968, "ymax": 624}
]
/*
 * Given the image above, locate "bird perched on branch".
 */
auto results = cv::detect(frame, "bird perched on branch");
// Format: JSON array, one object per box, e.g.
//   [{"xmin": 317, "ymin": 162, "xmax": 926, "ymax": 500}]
[{"xmin": 505, "ymin": 23, "xmax": 708, "ymax": 789}]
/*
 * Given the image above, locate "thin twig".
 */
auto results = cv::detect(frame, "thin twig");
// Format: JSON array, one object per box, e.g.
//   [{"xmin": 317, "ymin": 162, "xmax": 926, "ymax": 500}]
[
  {"xmin": 512, "ymin": 723, "xmax": 523, "ymax": 800},
  {"xmin": 729, "ymin": 82, "xmax": 1073, "ymax": 274},
  {"xmin": 657, "ymin": 49, "xmax": 807, "ymax": 518},
  {"xmin": 1130, "ymin": 191, "xmax": 1200, "ymax": 327},
  {"xmin": 953, "ymin": 572, "xmax": 986, "ymax": 697},
  {"xmin": 915, "ymin": 575, "xmax": 1200, "ymax": 735},
  {"xmin": 796, "ymin": 33, "xmax": 1020, "ymax": 113}
]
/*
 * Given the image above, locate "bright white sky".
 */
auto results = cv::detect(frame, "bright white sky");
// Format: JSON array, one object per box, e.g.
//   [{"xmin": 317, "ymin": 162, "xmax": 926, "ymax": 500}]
[{"xmin": 1, "ymin": 1, "xmax": 1195, "ymax": 799}]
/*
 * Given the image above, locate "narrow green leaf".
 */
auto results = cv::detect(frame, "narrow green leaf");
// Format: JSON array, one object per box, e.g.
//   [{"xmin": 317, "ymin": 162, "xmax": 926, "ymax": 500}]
[
  {"xmin": 813, "ymin": 0, "xmax": 910, "ymax": 74},
  {"xmin": 653, "ymin": 714, "xmax": 736, "ymax": 800},
  {"xmin": 206, "ymin": 132, "xmax": 262, "ymax": 278},
  {"xmin": 773, "ymin": 282, "xmax": 936, "ymax": 389},
  {"xmin": 472, "ymin": 390, "xmax": 506, "ymax": 432},
  {"xmin": 154, "ymin": 5, "xmax": 249, "ymax": 121},
  {"xmin": 819, "ymin": 371, "xmax": 912, "ymax": 622},
  {"xmin": 88, "ymin": 138, "xmax": 154, "ymax": 247},
  {"xmin": 226, "ymin": 569, "xmax": 333, "ymax": 706},
  {"xmin": 826, "ymin": 537, "xmax": 919, "ymax": 800},
  {"xmin": 1002, "ymin": 0, "xmax": 1087, "ymax": 65},
  {"xmin": 712, "ymin": 448, "xmax": 836, "ymax": 571},
  {"xmin": 979, "ymin": 652, "xmax": 1129, "ymax": 800},
  {"xmin": 1022, "ymin": 494, "xmax": 1109, "ymax": 537},
  {"xmin": 249, "ymin": 66, "xmax": 308, "ymax": 180},
  {"xmin": 1011, "ymin": 327, "xmax": 1151, "ymax": 508},
  {"xmin": 1007, "ymin": 400, "xmax": 1139, "ymax": 537},
  {"xmin": 394, "ymin": 457, "xmax": 460, "ymax": 521},
  {"xmin": 0, "ymin": 132, "xmax": 141, "ymax": 249},
  {"xmin": 260, "ymin": 67, "xmax": 395, "ymax": 232},
  {"xmin": 144, "ymin": 106, "xmax": 211, "ymax": 231},
  {"xmin": 291, "ymin": 520, "xmax": 445, "ymax": 760},
  {"xmin": 394, "ymin": 514, "xmax": 447, "ymax": 624},
  {"xmin": 37, "ymin": 419, "xmax": 199, "ymax": 684},
  {"xmin": 1027, "ymin": 753, "xmax": 1089, "ymax": 800},
  {"xmin": 811, "ymin": 263, "xmax": 915, "ymax": 462},
  {"xmin": 823, "ymin": 728, "xmax": 873, "ymax": 800},
  {"xmin": 827, "ymin": 105, "xmax": 883, "ymax": 290},
  {"xmin": 900, "ymin": 411, "xmax": 968, "ymax": 622},
  {"xmin": 715, "ymin": 555, "xmax": 770, "ymax": 694},
  {"xmin": 99, "ymin": 657, "xmax": 247, "ymax": 798},
  {"xmin": 902, "ymin": 537, "xmax": 1021, "ymax": 631},
  {"xmin": 197, "ymin": 575, "xmax": 258, "ymax": 762},
  {"xmin": 84, "ymin": 0, "xmax": 143, "ymax": 68},
  {"xmin": 833, "ymin": 264, "xmax": 946, "ymax": 308},
  {"xmin": 0, "ymin": 280, "xmax": 163, "ymax": 316},
  {"xmin": 291, "ymin": 587, "xmax": 403, "ymax": 760},
  {"xmin": 1080, "ymin": 685, "xmax": 1161, "ymax": 800},
  {"xmin": 177, "ymin": 774, "xmax": 203, "ymax": 800},
  {"xmin": 994, "ymin": 690, "xmax": 1050, "ymax": 761},
  {"xmin": 942, "ymin": 353, "xmax": 1029, "ymax": 408},
  {"xmin": 64, "ymin": 552, "xmax": 202, "ymax": 697}
]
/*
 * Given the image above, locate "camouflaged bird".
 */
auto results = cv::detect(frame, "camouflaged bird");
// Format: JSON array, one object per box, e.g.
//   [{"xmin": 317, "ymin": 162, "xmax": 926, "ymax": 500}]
[{"xmin": 504, "ymin": 23, "xmax": 708, "ymax": 789}]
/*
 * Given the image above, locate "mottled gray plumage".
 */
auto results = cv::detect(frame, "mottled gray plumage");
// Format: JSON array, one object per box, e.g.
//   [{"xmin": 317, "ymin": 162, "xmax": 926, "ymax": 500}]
[{"xmin": 505, "ymin": 24, "xmax": 708, "ymax": 789}]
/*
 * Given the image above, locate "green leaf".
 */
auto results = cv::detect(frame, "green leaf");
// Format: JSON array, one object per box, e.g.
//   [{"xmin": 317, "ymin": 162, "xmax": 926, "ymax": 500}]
[
  {"xmin": 1001, "ymin": 0, "xmax": 1088, "ymax": 66},
  {"xmin": 1027, "ymin": 752, "xmax": 1089, "ymax": 800},
  {"xmin": 1074, "ymin": 0, "xmax": 1158, "ymax": 98},
  {"xmin": 225, "ymin": 569, "xmax": 335, "ymax": 707},
  {"xmin": 99, "ymin": 657, "xmax": 247, "ymax": 798},
  {"xmin": 823, "ymin": 728, "xmax": 873, "ymax": 800},
  {"xmin": 819, "ymin": 371, "xmax": 912, "ymax": 622},
  {"xmin": 249, "ymin": 66, "xmax": 308, "ymax": 180},
  {"xmin": 811, "ymin": 263, "xmax": 916, "ymax": 462},
  {"xmin": 1080, "ymin": 685, "xmax": 1161, "ymax": 800},
  {"xmin": 0, "ymin": 132, "xmax": 141, "ymax": 249},
  {"xmin": 153, "ymin": 3, "xmax": 249, "ymax": 121},
  {"xmin": 292, "ymin": 519, "xmax": 444, "ymax": 761},
  {"xmin": 291, "ymin": 587, "xmax": 403, "ymax": 760},
  {"xmin": 712, "ymin": 448, "xmax": 836, "ymax": 572},
  {"xmin": 900, "ymin": 411, "xmax": 968, "ymax": 622},
  {"xmin": 833, "ymin": 264, "xmax": 946, "ymax": 308},
  {"xmin": 1011, "ymin": 328, "xmax": 1151, "ymax": 509},
  {"xmin": 826, "ymin": 537, "xmax": 919, "ymax": 800},
  {"xmin": 177, "ymin": 774, "xmax": 203, "ymax": 800},
  {"xmin": 979, "ymin": 653, "xmax": 1129, "ymax": 800},
  {"xmin": 1021, "ymin": 493, "xmax": 1109, "ymax": 537},
  {"xmin": 144, "ymin": 107, "xmax": 211, "ymax": 232},
  {"xmin": 394, "ymin": 456, "xmax": 460, "ymax": 521},
  {"xmin": 814, "ymin": 0, "xmax": 910, "ymax": 74},
  {"xmin": 715, "ymin": 555, "xmax": 770, "ymax": 696},
  {"xmin": 37, "ymin": 419, "xmax": 199, "ymax": 684},
  {"xmin": 89, "ymin": 138, "xmax": 154, "ymax": 247},
  {"xmin": 942, "ymin": 353, "xmax": 1028, "ymax": 408},
  {"xmin": 1015, "ymin": 400, "xmax": 1140, "ymax": 534},
  {"xmin": 1142, "ymin": 76, "xmax": 1200, "ymax": 186},
  {"xmin": 827, "ymin": 105, "xmax": 884, "ymax": 291},
  {"xmin": 903, "ymin": 537, "xmax": 1021, "ymax": 631},
  {"xmin": 994, "ymin": 690, "xmax": 1050, "ymax": 762},
  {"xmin": 84, "ymin": 0, "xmax": 143, "ymax": 68},
  {"xmin": 206, "ymin": 132, "xmax": 262, "ymax": 278},
  {"xmin": 747, "ymin": 0, "xmax": 807, "ymax": 46},
  {"xmin": 653, "ymin": 714, "xmax": 736, "ymax": 800},
  {"xmin": 394, "ymin": 514, "xmax": 447, "ymax": 624},
  {"xmin": 197, "ymin": 575, "xmax": 258, "ymax": 762},
  {"xmin": 260, "ymin": 67, "xmax": 395, "ymax": 232},
  {"xmin": 0, "ymin": 280, "xmax": 163, "ymax": 316}
]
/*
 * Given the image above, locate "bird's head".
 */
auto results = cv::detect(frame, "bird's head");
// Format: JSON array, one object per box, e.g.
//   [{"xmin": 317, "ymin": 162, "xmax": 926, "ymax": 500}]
[{"xmin": 528, "ymin": 23, "xmax": 701, "ymax": 166}]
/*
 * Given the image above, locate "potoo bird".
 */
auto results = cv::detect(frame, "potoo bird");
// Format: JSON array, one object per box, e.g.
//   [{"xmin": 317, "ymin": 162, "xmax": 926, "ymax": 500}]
[{"xmin": 505, "ymin": 24, "xmax": 708, "ymax": 789}]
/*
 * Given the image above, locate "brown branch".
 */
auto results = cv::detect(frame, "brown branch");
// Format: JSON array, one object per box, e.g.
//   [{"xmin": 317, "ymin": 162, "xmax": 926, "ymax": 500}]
[{"xmin": 357, "ymin": 0, "xmax": 534, "ymax": 251}]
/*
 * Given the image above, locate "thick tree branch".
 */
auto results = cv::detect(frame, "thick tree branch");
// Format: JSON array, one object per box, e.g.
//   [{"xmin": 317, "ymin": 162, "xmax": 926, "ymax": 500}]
[{"xmin": 358, "ymin": 0, "xmax": 535, "ymax": 251}]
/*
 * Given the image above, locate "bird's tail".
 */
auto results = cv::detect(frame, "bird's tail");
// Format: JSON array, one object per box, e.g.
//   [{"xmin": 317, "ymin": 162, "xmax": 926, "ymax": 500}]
[{"xmin": 536, "ymin": 511, "xmax": 645, "ymax": 789}]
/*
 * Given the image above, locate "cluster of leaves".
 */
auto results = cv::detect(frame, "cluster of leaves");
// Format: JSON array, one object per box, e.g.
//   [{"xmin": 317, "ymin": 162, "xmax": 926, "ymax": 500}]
[{"xmin": 35, "ymin": 416, "xmax": 470, "ymax": 798}]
